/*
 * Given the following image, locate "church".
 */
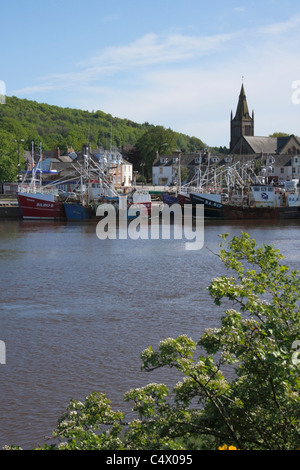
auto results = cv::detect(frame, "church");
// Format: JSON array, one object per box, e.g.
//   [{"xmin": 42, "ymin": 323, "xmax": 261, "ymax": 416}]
[{"xmin": 229, "ymin": 84, "xmax": 300, "ymax": 156}]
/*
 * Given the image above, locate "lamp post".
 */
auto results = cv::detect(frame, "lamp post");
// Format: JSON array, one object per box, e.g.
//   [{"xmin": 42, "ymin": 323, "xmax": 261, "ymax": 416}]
[
  {"xmin": 140, "ymin": 161, "xmax": 145, "ymax": 188},
  {"xmin": 13, "ymin": 138, "xmax": 24, "ymax": 181}
]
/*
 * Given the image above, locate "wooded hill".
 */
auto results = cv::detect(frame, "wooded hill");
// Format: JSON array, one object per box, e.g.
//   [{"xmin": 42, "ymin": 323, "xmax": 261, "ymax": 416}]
[
  {"xmin": 0, "ymin": 95, "xmax": 205, "ymax": 152},
  {"xmin": 0, "ymin": 95, "xmax": 209, "ymax": 181}
]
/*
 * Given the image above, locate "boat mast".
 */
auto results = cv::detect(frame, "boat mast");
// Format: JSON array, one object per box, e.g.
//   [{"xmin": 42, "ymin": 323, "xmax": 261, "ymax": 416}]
[
  {"xmin": 206, "ymin": 151, "xmax": 210, "ymax": 191},
  {"xmin": 177, "ymin": 154, "xmax": 181, "ymax": 193},
  {"xmin": 30, "ymin": 141, "xmax": 35, "ymax": 192},
  {"xmin": 39, "ymin": 142, "xmax": 42, "ymax": 190}
]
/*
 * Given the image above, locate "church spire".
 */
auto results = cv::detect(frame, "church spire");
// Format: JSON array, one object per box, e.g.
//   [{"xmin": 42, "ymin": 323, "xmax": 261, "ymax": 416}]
[
  {"xmin": 234, "ymin": 84, "xmax": 251, "ymax": 120},
  {"xmin": 230, "ymin": 84, "xmax": 254, "ymax": 152}
]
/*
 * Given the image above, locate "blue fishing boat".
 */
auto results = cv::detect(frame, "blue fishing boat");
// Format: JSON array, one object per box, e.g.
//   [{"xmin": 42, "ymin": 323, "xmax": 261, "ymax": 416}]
[
  {"xmin": 64, "ymin": 202, "xmax": 95, "ymax": 220},
  {"xmin": 162, "ymin": 193, "xmax": 178, "ymax": 205}
]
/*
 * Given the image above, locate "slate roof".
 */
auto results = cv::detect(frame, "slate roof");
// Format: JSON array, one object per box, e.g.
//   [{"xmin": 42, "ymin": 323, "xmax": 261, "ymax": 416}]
[
  {"xmin": 233, "ymin": 135, "xmax": 300, "ymax": 155},
  {"xmin": 153, "ymin": 153, "xmax": 204, "ymax": 167},
  {"xmin": 242, "ymin": 136, "xmax": 278, "ymax": 153}
]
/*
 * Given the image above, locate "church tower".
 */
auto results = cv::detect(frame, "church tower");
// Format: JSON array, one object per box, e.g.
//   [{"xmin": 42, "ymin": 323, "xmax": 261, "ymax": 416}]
[{"xmin": 230, "ymin": 84, "xmax": 254, "ymax": 152}]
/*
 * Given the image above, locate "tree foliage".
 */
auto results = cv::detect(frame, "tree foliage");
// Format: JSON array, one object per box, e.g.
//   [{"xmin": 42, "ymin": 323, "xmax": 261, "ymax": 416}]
[
  {"xmin": 269, "ymin": 132, "xmax": 290, "ymax": 138},
  {"xmin": 6, "ymin": 233, "xmax": 300, "ymax": 450},
  {"xmin": 0, "ymin": 130, "xmax": 25, "ymax": 181},
  {"xmin": 0, "ymin": 96, "xmax": 205, "ymax": 181},
  {"xmin": 135, "ymin": 125, "xmax": 205, "ymax": 179}
]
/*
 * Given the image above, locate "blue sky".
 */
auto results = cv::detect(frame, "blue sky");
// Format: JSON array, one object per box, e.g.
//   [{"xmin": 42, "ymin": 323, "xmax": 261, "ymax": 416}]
[{"xmin": 1, "ymin": 0, "xmax": 300, "ymax": 147}]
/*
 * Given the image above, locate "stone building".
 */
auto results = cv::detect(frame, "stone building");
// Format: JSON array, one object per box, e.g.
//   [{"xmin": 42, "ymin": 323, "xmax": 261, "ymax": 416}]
[{"xmin": 229, "ymin": 85, "xmax": 300, "ymax": 157}]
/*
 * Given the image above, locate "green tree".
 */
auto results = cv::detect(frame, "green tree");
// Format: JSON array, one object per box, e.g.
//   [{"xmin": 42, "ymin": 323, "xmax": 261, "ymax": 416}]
[
  {"xmin": 179, "ymin": 165, "xmax": 189, "ymax": 184},
  {"xmin": 9, "ymin": 233, "xmax": 299, "ymax": 451},
  {"xmin": 269, "ymin": 132, "xmax": 290, "ymax": 137},
  {"xmin": 137, "ymin": 233, "xmax": 300, "ymax": 450},
  {"xmin": 0, "ymin": 130, "xmax": 25, "ymax": 181},
  {"xmin": 136, "ymin": 126, "xmax": 177, "ymax": 178}
]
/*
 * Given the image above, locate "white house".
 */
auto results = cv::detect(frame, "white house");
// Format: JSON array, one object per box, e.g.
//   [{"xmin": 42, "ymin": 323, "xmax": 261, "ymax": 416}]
[
  {"xmin": 152, "ymin": 156, "xmax": 177, "ymax": 185},
  {"xmin": 96, "ymin": 149, "xmax": 133, "ymax": 187},
  {"xmin": 152, "ymin": 151, "xmax": 209, "ymax": 186}
]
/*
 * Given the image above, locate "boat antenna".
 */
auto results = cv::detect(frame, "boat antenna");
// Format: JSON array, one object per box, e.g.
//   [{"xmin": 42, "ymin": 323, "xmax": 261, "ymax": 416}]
[{"xmin": 110, "ymin": 117, "xmax": 113, "ymax": 152}]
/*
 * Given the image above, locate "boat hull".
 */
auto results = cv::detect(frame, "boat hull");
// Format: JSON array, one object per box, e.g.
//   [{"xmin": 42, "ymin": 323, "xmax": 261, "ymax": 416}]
[
  {"xmin": 128, "ymin": 201, "xmax": 152, "ymax": 219},
  {"xmin": 17, "ymin": 193, "xmax": 66, "ymax": 220},
  {"xmin": 178, "ymin": 193, "xmax": 191, "ymax": 206},
  {"xmin": 190, "ymin": 192, "xmax": 300, "ymax": 219},
  {"xmin": 162, "ymin": 193, "xmax": 179, "ymax": 205},
  {"xmin": 64, "ymin": 202, "xmax": 95, "ymax": 220}
]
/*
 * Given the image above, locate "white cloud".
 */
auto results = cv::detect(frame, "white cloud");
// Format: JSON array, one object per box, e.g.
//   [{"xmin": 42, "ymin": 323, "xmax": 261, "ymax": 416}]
[
  {"xmin": 13, "ymin": 31, "xmax": 234, "ymax": 97},
  {"xmin": 14, "ymin": 84, "xmax": 63, "ymax": 95},
  {"xmin": 78, "ymin": 32, "xmax": 234, "ymax": 69},
  {"xmin": 259, "ymin": 14, "xmax": 300, "ymax": 35}
]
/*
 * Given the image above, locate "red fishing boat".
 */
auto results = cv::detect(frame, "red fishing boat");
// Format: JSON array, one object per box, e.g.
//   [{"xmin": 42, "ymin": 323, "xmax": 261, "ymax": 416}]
[{"xmin": 17, "ymin": 191, "xmax": 66, "ymax": 219}]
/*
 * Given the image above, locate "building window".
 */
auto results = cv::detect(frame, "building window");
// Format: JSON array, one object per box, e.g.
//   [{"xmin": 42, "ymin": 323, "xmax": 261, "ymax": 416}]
[{"xmin": 281, "ymin": 168, "xmax": 284, "ymax": 174}]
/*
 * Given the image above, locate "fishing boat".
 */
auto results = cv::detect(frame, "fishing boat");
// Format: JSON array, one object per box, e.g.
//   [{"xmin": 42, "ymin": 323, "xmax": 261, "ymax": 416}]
[
  {"xmin": 17, "ymin": 144, "xmax": 72, "ymax": 220},
  {"xmin": 17, "ymin": 191, "xmax": 67, "ymax": 220},
  {"xmin": 162, "ymin": 192, "xmax": 179, "ymax": 205},
  {"xmin": 176, "ymin": 159, "xmax": 229, "ymax": 208},
  {"xmin": 63, "ymin": 151, "xmax": 121, "ymax": 221},
  {"xmin": 190, "ymin": 180, "xmax": 300, "ymax": 219},
  {"xmin": 131, "ymin": 190, "xmax": 152, "ymax": 216},
  {"xmin": 177, "ymin": 187, "xmax": 192, "ymax": 206},
  {"xmin": 64, "ymin": 200, "xmax": 95, "ymax": 220}
]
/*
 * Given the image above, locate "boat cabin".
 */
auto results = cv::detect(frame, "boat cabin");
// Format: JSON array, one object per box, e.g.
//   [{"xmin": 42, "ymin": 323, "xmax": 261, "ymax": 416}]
[
  {"xmin": 249, "ymin": 183, "xmax": 300, "ymax": 208},
  {"xmin": 249, "ymin": 185, "xmax": 276, "ymax": 208}
]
